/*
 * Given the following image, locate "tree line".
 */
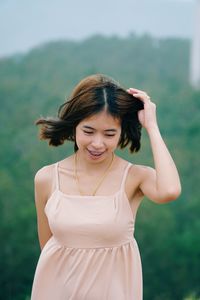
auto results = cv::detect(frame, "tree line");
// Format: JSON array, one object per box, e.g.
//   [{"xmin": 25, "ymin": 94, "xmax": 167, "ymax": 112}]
[{"xmin": 0, "ymin": 33, "xmax": 199, "ymax": 300}]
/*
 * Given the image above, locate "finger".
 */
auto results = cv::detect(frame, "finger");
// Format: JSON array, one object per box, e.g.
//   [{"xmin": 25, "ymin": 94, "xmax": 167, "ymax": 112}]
[
  {"xmin": 127, "ymin": 88, "xmax": 141, "ymax": 95},
  {"xmin": 127, "ymin": 88, "xmax": 152, "ymax": 104},
  {"xmin": 133, "ymin": 92, "xmax": 151, "ymax": 103},
  {"xmin": 127, "ymin": 88, "xmax": 141, "ymax": 96},
  {"xmin": 128, "ymin": 88, "xmax": 150, "ymax": 99},
  {"xmin": 128, "ymin": 87, "xmax": 148, "ymax": 94}
]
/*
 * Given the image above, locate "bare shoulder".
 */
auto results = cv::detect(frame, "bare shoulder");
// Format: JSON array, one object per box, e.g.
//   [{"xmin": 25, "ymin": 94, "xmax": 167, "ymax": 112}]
[
  {"xmin": 116, "ymin": 156, "xmax": 155, "ymax": 180},
  {"xmin": 124, "ymin": 161, "xmax": 156, "ymax": 198},
  {"xmin": 34, "ymin": 163, "xmax": 56, "ymax": 203},
  {"xmin": 129, "ymin": 164, "xmax": 155, "ymax": 179},
  {"xmin": 34, "ymin": 163, "xmax": 55, "ymax": 185}
]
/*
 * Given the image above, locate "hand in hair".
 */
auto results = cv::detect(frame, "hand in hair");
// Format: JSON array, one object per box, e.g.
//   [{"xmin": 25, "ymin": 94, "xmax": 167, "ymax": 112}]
[{"xmin": 127, "ymin": 88, "xmax": 157, "ymax": 132}]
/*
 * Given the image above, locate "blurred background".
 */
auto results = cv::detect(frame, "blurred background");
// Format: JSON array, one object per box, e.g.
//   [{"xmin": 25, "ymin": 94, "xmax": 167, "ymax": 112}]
[{"xmin": 0, "ymin": 0, "xmax": 200, "ymax": 299}]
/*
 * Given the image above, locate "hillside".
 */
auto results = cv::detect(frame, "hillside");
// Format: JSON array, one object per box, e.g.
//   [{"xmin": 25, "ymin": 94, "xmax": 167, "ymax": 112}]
[{"xmin": 0, "ymin": 34, "xmax": 199, "ymax": 300}]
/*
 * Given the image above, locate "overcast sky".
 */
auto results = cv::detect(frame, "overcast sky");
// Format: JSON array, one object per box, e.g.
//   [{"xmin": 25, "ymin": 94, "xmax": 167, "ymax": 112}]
[{"xmin": 0, "ymin": 0, "xmax": 196, "ymax": 58}]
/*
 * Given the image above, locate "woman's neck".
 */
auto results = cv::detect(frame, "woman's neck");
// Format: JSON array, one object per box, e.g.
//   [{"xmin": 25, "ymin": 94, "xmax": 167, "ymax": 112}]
[{"xmin": 75, "ymin": 150, "xmax": 115, "ymax": 174}]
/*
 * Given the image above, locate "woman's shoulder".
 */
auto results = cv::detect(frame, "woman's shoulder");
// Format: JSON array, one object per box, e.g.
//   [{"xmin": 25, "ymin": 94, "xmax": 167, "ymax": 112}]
[
  {"xmin": 118, "ymin": 156, "xmax": 152, "ymax": 169},
  {"xmin": 35, "ymin": 162, "xmax": 55, "ymax": 177},
  {"xmin": 34, "ymin": 162, "xmax": 58, "ymax": 189},
  {"xmin": 34, "ymin": 155, "xmax": 74, "ymax": 182},
  {"xmin": 128, "ymin": 163, "xmax": 155, "ymax": 186},
  {"xmin": 118, "ymin": 156, "xmax": 155, "ymax": 180},
  {"xmin": 33, "ymin": 163, "xmax": 56, "ymax": 203}
]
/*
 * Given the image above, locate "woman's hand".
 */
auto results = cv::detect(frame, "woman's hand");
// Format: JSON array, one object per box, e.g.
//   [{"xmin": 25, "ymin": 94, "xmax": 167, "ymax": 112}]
[{"xmin": 127, "ymin": 88, "xmax": 158, "ymax": 132}]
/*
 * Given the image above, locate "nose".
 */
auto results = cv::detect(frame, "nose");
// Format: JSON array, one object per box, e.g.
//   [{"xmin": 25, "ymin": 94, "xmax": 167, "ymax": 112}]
[{"xmin": 91, "ymin": 134, "xmax": 104, "ymax": 149}]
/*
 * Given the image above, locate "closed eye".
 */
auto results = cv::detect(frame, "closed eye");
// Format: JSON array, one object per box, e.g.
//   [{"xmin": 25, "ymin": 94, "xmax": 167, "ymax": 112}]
[
  {"xmin": 83, "ymin": 130, "xmax": 116, "ymax": 137},
  {"xmin": 83, "ymin": 130, "xmax": 93, "ymax": 135}
]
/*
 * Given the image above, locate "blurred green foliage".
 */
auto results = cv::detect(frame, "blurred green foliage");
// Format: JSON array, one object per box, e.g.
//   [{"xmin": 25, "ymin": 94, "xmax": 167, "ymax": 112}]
[{"xmin": 0, "ymin": 34, "xmax": 199, "ymax": 300}]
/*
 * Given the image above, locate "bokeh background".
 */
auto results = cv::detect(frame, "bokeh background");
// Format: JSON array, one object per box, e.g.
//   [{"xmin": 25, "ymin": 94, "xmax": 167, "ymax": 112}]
[{"xmin": 0, "ymin": 0, "xmax": 200, "ymax": 299}]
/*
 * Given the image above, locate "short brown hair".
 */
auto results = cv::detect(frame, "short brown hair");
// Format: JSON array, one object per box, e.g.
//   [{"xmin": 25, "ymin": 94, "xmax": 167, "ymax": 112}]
[{"xmin": 35, "ymin": 74, "xmax": 144, "ymax": 153}]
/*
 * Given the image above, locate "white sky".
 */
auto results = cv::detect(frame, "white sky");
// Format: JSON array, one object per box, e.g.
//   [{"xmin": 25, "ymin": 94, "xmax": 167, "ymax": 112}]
[{"xmin": 0, "ymin": 0, "xmax": 195, "ymax": 58}]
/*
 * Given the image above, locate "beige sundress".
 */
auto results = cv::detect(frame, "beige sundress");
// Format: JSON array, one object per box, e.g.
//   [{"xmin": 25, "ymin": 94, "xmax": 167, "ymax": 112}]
[{"xmin": 31, "ymin": 162, "xmax": 143, "ymax": 300}]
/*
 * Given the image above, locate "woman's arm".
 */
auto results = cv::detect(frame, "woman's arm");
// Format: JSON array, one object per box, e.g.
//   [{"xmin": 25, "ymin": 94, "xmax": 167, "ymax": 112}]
[
  {"xmin": 127, "ymin": 88, "xmax": 181, "ymax": 203},
  {"xmin": 34, "ymin": 167, "xmax": 53, "ymax": 250}
]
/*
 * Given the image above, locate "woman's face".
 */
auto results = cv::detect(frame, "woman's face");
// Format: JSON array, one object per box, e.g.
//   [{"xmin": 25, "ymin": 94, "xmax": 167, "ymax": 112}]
[{"xmin": 75, "ymin": 110, "xmax": 121, "ymax": 163}]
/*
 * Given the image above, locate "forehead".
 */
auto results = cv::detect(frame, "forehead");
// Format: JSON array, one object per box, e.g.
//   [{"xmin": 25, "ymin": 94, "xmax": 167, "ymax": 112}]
[{"xmin": 79, "ymin": 111, "xmax": 121, "ymax": 129}]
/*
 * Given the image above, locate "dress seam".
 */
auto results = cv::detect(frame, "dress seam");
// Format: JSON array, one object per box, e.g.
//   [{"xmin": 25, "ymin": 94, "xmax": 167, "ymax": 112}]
[{"xmin": 52, "ymin": 237, "xmax": 135, "ymax": 250}]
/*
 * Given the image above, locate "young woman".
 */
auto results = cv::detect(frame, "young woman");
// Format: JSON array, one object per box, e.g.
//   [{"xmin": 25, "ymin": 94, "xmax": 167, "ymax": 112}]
[{"xmin": 31, "ymin": 74, "xmax": 181, "ymax": 300}]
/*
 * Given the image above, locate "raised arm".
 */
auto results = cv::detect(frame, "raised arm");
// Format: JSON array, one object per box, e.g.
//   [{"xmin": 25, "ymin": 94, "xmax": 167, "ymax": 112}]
[
  {"xmin": 34, "ymin": 166, "xmax": 53, "ymax": 250},
  {"xmin": 127, "ymin": 88, "xmax": 181, "ymax": 203}
]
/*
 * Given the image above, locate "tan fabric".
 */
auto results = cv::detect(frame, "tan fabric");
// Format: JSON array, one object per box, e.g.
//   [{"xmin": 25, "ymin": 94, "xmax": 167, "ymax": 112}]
[{"xmin": 31, "ymin": 162, "xmax": 143, "ymax": 300}]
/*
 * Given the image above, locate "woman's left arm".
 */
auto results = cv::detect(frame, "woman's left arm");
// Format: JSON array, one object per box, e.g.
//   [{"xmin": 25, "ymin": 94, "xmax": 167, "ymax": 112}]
[{"xmin": 127, "ymin": 88, "xmax": 182, "ymax": 203}]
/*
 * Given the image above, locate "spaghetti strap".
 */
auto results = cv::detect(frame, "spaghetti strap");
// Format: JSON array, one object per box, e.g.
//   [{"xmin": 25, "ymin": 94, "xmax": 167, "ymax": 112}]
[
  {"xmin": 120, "ymin": 162, "xmax": 132, "ymax": 191},
  {"xmin": 31, "ymin": 158, "xmax": 143, "ymax": 300},
  {"xmin": 54, "ymin": 162, "xmax": 59, "ymax": 191}
]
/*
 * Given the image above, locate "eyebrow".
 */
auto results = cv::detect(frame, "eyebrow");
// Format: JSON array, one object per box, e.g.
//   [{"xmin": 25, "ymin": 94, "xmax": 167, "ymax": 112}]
[{"xmin": 82, "ymin": 125, "xmax": 117, "ymax": 132}]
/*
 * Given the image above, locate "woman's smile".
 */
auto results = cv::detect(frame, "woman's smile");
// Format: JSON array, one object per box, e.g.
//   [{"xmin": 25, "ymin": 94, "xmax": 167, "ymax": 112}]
[{"xmin": 87, "ymin": 149, "xmax": 106, "ymax": 160}]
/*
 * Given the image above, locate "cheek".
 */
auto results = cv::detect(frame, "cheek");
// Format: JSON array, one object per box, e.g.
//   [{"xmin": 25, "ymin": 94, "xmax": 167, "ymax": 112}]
[
  {"xmin": 75, "ymin": 131, "xmax": 90, "ymax": 146},
  {"xmin": 108, "ymin": 135, "xmax": 121, "ymax": 148}
]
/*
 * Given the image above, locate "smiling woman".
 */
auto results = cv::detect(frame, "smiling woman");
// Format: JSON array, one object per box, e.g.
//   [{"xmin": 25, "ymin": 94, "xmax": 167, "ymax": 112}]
[{"xmin": 31, "ymin": 73, "xmax": 181, "ymax": 300}]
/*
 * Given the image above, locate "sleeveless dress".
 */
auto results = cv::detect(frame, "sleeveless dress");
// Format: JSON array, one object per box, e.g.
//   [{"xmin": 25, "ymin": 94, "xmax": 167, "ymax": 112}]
[{"xmin": 31, "ymin": 162, "xmax": 143, "ymax": 300}]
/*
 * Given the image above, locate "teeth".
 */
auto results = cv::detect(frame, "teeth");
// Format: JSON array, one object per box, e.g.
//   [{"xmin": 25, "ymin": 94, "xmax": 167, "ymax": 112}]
[{"xmin": 89, "ymin": 151, "xmax": 103, "ymax": 156}]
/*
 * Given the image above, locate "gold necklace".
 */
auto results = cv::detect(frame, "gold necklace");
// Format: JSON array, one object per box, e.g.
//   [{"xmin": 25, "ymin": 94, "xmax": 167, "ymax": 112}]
[{"xmin": 74, "ymin": 152, "xmax": 115, "ymax": 196}]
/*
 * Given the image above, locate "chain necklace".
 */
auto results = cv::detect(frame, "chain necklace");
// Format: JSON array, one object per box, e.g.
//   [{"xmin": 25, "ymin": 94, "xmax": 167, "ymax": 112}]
[{"xmin": 74, "ymin": 151, "xmax": 115, "ymax": 196}]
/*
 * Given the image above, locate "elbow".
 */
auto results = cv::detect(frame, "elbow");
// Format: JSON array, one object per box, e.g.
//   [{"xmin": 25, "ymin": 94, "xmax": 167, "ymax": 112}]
[{"xmin": 158, "ymin": 185, "xmax": 182, "ymax": 204}]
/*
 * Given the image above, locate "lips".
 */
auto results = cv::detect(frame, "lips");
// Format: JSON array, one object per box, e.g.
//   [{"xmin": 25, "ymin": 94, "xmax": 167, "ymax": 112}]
[{"xmin": 87, "ymin": 149, "xmax": 105, "ymax": 157}]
